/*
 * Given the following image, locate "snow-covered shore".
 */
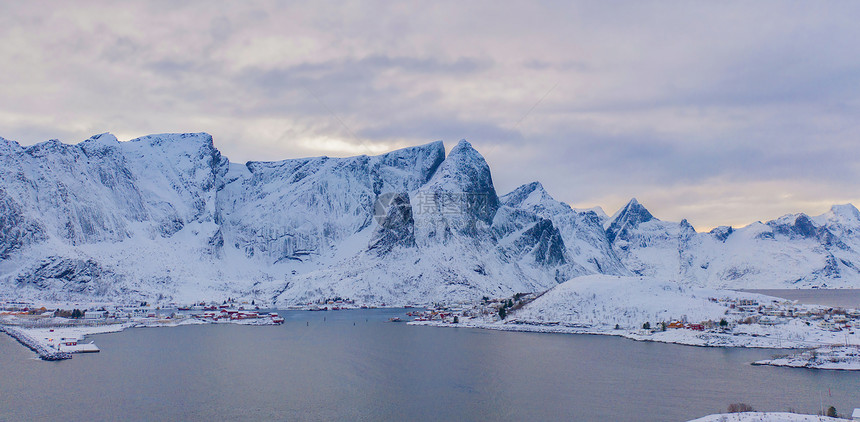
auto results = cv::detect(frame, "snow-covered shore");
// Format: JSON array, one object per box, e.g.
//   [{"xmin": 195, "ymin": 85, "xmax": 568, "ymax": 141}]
[
  {"xmin": 410, "ymin": 275, "xmax": 860, "ymax": 350},
  {"xmin": 1, "ymin": 312, "xmax": 283, "ymax": 359},
  {"xmin": 687, "ymin": 412, "xmax": 844, "ymax": 422},
  {"xmin": 753, "ymin": 346, "xmax": 860, "ymax": 370},
  {"xmin": 410, "ymin": 318, "xmax": 849, "ymax": 349}
]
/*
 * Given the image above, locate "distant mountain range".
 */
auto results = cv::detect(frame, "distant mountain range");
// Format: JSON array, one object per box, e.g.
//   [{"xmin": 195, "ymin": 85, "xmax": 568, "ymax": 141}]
[{"xmin": 1, "ymin": 133, "xmax": 858, "ymax": 305}]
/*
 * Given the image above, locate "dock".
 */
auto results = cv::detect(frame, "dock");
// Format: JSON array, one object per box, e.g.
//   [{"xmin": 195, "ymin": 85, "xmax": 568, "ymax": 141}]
[{"xmin": 0, "ymin": 325, "xmax": 73, "ymax": 361}]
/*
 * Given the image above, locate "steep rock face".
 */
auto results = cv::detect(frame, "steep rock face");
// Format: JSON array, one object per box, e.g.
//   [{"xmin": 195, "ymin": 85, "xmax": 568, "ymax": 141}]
[
  {"xmin": 0, "ymin": 187, "xmax": 45, "ymax": 259},
  {"xmin": 500, "ymin": 182, "xmax": 627, "ymax": 276},
  {"xmin": 368, "ymin": 193, "xmax": 416, "ymax": 254},
  {"xmin": 5, "ymin": 131, "xmax": 860, "ymax": 304},
  {"xmin": 0, "ymin": 134, "xmax": 565, "ymax": 304},
  {"xmin": 493, "ymin": 206, "xmax": 567, "ymax": 269},
  {"xmin": 15, "ymin": 256, "xmax": 115, "ymax": 295},
  {"xmin": 0, "ymin": 133, "xmax": 235, "ymax": 301},
  {"xmin": 413, "ymin": 140, "xmax": 500, "ymax": 241},
  {"xmin": 604, "ymin": 199, "xmax": 681, "ymax": 278},
  {"xmin": 0, "ymin": 132, "xmax": 226, "ymax": 249},
  {"xmin": 514, "ymin": 218, "xmax": 567, "ymax": 267},
  {"xmin": 218, "ymin": 142, "xmax": 444, "ymax": 264},
  {"xmin": 605, "ymin": 198, "xmax": 654, "ymax": 244},
  {"xmin": 121, "ymin": 133, "xmax": 228, "ymax": 237},
  {"xmin": 273, "ymin": 141, "xmax": 563, "ymax": 305}
]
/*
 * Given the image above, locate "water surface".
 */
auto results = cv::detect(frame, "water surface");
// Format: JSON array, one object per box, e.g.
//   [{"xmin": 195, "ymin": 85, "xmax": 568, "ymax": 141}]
[{"xmin": 1, "ymin": 309, "xmax": 858, "ymax": 421}]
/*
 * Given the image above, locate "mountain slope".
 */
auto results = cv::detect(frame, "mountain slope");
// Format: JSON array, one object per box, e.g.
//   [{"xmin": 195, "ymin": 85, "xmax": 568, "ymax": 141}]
[
  {"xmin": 604, "ymin": 199, "xmax": 860, "ymax": 288},
  {"xmin": 3, "ymin": 132, "xmax": 860, "ymax": 305}
]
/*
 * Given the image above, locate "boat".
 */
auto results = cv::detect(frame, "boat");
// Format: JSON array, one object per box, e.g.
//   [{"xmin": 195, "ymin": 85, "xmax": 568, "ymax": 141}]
[{"xmin": 388, "ymin": 317, "xmax": 403, "ymax": 322}]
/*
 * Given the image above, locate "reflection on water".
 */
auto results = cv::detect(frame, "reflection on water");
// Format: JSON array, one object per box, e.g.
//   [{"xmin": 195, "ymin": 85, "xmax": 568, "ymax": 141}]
[{"xmin": 1, "ymin": 309, "xmax": 858, "ymax": 421}]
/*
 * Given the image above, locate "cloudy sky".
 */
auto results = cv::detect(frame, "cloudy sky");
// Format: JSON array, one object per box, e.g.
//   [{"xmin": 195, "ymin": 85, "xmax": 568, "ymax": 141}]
[{"xmin": 2, "ymin": 1, "xmax": 859, "ymax": 230}]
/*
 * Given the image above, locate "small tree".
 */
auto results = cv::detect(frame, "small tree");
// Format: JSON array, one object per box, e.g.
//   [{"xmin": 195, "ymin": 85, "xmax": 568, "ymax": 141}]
[
  {"xmin": 453, "ymin": 316, "xmax": 459, "ymax": 324},
  {"xmin": 720, "ymin": 318, "xmax": 728, "ymax": 327},
  {"xmin": 727, "ymin": 403, "xmax": 754, "ymax": 413},
  {"xmin": 614, "ymin": 324, "xmax": 620, "ymax": 330},
  {"xmin": 826, "ymin": 406, "xmax": 837, "ymax": 418},
  {"xmin": 498, "ymin": 306, "xmax": 507, "ymax": 320},
  {"xmin": 642, "ymin": 322, "xmax": 651, "ymax": 330}
]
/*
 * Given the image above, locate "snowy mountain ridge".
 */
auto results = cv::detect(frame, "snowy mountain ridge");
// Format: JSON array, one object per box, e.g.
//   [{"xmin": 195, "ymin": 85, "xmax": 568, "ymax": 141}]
[{"xmin": 1, "ymin": 132, "xmax": 859, "ymax": 305}]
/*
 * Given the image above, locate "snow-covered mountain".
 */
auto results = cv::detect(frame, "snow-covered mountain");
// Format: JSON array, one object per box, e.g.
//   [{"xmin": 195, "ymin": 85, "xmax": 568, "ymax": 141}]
[
  {"xmin": 2, "ymin": 132, "xmax": 860, "ymax": 305},
  {"xmin": 605, "ymin": 198, "xmax": 860, "ymax": 288},
  {"xmin": 0, "ymin": 134, "xmax": 595, "ymax": 304}
]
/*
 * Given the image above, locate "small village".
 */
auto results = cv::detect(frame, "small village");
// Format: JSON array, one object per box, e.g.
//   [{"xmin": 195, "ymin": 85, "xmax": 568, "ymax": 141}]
[
  {"xmin": 407, "ymin": 292, "xmax": 860, "ymax": 366},
  {"xmin": 416, "ymin": 294, "xmax": 860, "ymax": 336},
  {"xmin": 0, "ymin": 298, "xmax": 284, "ymax": 360}
]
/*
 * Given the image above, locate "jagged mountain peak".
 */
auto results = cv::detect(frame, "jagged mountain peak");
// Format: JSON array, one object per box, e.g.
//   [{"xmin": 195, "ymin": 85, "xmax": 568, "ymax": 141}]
[
  {"xmin": 24, "ymin": 139, "xmax": 70, "ymax": 157},
  {"xmin": 680, "ymin": 218, "xmax": 695, "ymax": 231},
  {"xmin": 605, "ymin": 198, "xmax": 656, "ymax": 243},
  {"xmin": 501, "ymin": 181, "xmax": 548, "ymax": 206},
  {"xmin": 608, "ymin": 198, "xmax": 655, "ymax": 225},
  {"xmin": 445, "ymin": 138, "xmax": 485, "ymax": 162},
  {"xmin": 0, "ymin": 136, "xmax": 23, "ymax": 154},
  {"xmin": 709, "ymin": 225, "xmax": 734, "ymax": 242},
  {"xmin": 375, "ymin": 140, "xmax": 445, "ymax": 190},
  {"xmin": 767, "ymin": 213, "xmax": 819, "ymax": 239},
  {"xmin": 500, "ymin": 181, "xmax": 576, "ymax": 218},
  {"xmin": 429, "ymin": 139, "xmax": 498, "ymax": 197},
  {"xmin": 9, "ymin": 130, "xmax": 860, "ymax": 303},
  {"xmin": 453, "ymin": 138, "xmax": 472, "ymax": 149},
  {"xmin": 574, "ymin": 205, "xmax": 606, "ymax": 216}
]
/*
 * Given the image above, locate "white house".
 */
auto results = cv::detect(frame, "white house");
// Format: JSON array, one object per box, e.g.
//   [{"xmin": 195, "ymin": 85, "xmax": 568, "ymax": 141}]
[
  {"xmin": 851, "ymin": 407, "xmax": 860, "ymax": 421},
  {"xmin": 83, "ymin": 311, "xmax": 106, "ymax": 320}
]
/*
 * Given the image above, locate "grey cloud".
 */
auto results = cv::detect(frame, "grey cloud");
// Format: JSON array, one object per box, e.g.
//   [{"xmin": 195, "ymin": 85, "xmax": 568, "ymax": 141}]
[
  {"xmin": 359, "ymin": 116, "xmax": 525, "ymax": 146},
  {"xmin": 100, "ymin": 36, "xmax": 142, "ymax": 63},
  {"xmin": 239, "ymin": 55, "xmax": 491, "ymax": 95},
  {"xmin": 522, "ymin": 60, "xmax": 589, "ymax": 72},
  {"xmin": 2, "ymin": 1, "xmax": 860, "ymax": 229}
]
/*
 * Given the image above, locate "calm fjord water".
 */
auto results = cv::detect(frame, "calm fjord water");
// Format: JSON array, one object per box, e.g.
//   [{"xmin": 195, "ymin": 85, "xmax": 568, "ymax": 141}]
[{"xmin": 2, "ymin": 308, "xmax": 858, "ymax": 421}]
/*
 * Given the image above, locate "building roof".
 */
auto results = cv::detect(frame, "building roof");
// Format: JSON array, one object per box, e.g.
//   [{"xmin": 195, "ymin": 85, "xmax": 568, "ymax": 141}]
[{"xmin": 852, "ymin": 408, "xmax": 860, "ymax": 418}]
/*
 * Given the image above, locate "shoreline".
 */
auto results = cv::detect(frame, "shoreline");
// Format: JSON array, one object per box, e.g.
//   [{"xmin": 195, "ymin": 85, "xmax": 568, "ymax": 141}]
[
  {"xmin": 752, "ymin": 345, "xmax": 860, "ymax": 371},
  {"xmin": 409, "ymin": 318, "xmax": 848, "ymax": 350},
  {"xmin": 0, "ymin": 313, "xmax": 283, "ymax": 360}
]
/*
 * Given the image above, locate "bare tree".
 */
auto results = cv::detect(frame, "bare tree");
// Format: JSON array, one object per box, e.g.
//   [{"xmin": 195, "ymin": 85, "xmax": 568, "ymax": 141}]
[{"xmin": 727, "ymin": 403, "xmax": 754, "ymax": 413}]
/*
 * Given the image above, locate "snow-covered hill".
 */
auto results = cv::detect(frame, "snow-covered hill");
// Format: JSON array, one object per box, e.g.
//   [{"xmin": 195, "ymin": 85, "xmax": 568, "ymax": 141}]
[
  {"xmin": 2, "ymin": 132, "xmax": 860, "ymax": 305},
  {"xmin": 510, "ymin": 275, "xmax": 745, "ymax": 328},
  {"xmin": 688, "ymin": 412, "xmax": 843, "ymax": 422}
]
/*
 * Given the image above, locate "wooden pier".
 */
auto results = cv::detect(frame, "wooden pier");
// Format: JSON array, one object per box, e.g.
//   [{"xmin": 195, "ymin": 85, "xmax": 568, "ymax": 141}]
[{"xmin": 0, "ymin": 325, "xmax": 73, "ymax": 361}]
